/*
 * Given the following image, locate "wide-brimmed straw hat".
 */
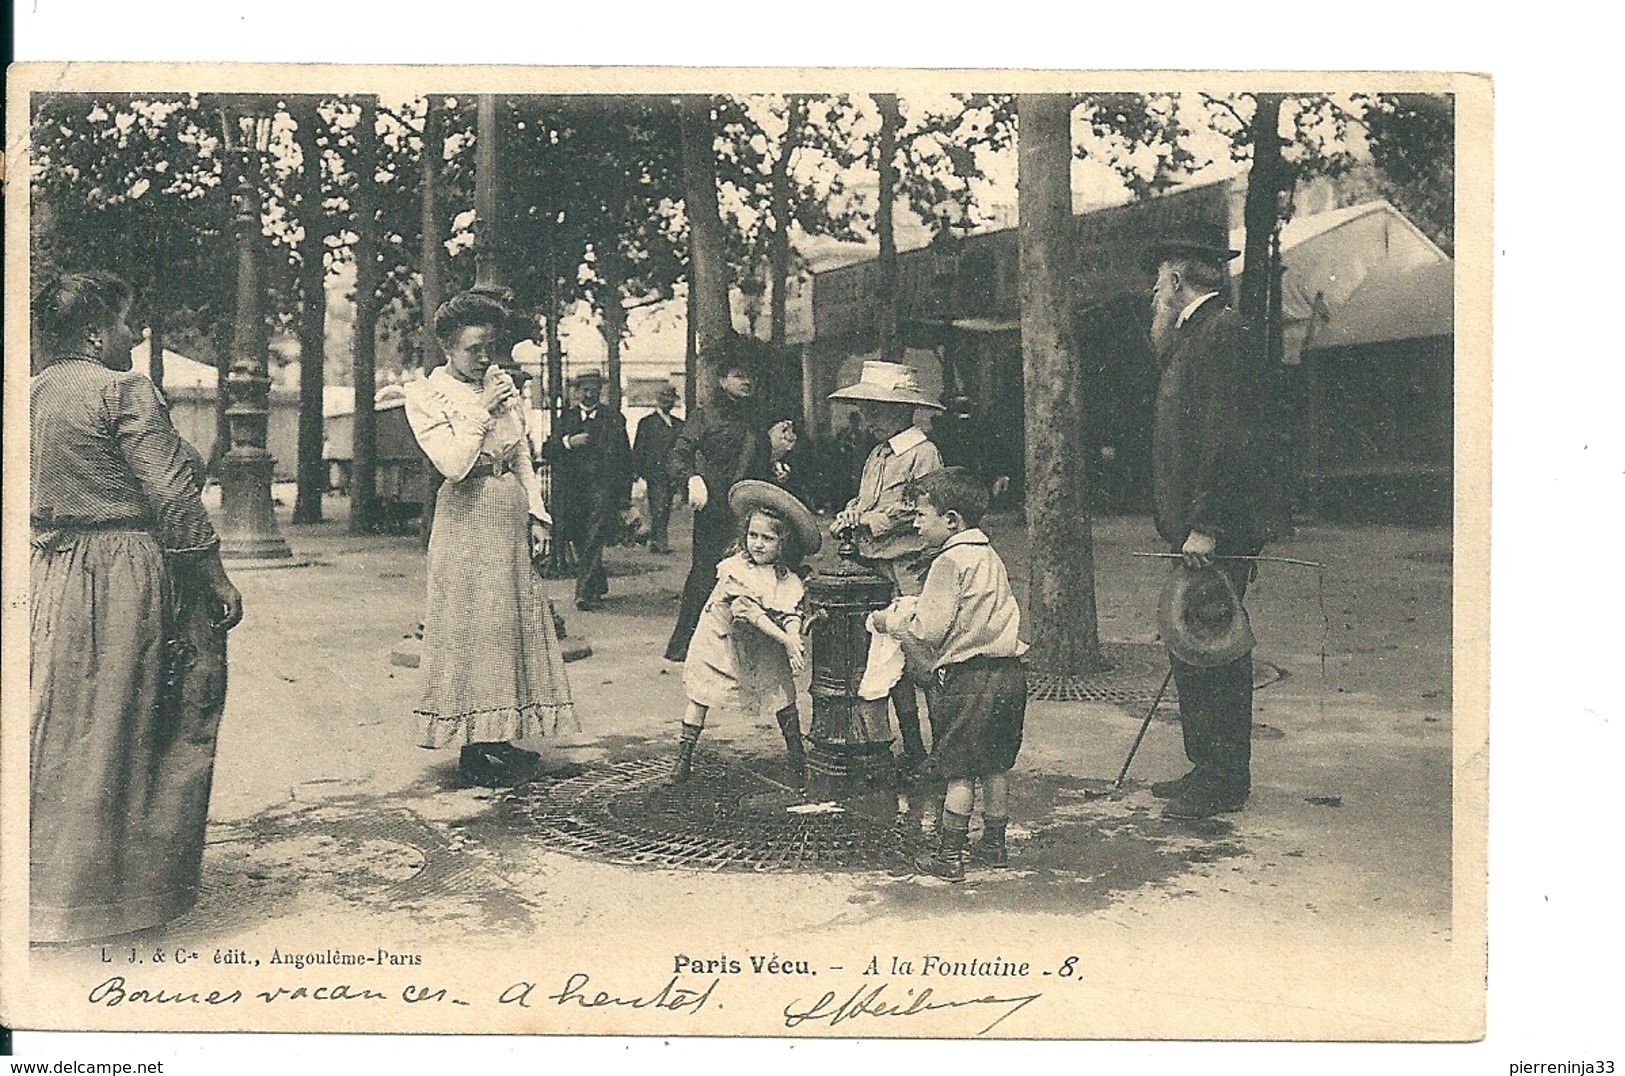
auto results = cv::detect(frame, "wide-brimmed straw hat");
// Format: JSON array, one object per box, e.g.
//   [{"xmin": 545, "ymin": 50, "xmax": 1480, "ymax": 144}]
[
  {"xmin": 728, "ymin": 479, "xmax": 823, "ymax": 558},
  {"xmin": 569, "ymin": 368, "xmax": 606, "ymax": 386},
  {"xmin": 1158, "ymin": 562, "xmax": 1256, "ymax": 668},
  {"xmin": 1150, "ymin": 220, "xmax": 1240, "ymax": 265},
  {"xmin": 828, "ymin": 360, "xmax": 944, "ymax": 411}
]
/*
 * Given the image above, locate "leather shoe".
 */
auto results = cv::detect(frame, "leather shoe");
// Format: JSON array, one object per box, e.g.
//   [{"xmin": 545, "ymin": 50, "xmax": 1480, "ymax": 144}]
[
  {"xmin": 968, "ymin": 840, "xmax": 1009, "ymax": 869},
  {"xmin": 1150, "ymin": 769, "xmax": 1201, "ymax": 799},
  {"xmin": 1163, "ymin": 788, "xmax": 1248, "ymax": 820}
]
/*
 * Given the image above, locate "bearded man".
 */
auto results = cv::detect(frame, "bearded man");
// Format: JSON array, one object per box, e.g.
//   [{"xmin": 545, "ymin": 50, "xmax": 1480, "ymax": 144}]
[{"xmin": 1148, "ymin": 223, "xmax": 1270, "ymax": 820}]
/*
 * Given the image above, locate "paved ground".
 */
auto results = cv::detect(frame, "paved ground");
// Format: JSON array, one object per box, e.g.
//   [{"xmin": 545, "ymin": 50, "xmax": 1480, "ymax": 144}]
[{"xmin": 31, "ymin": 488, "xmax": 1461, "ymax": 1037}]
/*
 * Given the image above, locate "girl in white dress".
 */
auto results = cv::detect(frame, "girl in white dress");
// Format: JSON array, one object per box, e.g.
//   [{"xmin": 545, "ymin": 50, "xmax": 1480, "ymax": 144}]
[{"xmin": 671, "ymin": 481, "xmax": 821, "ymax": 786}]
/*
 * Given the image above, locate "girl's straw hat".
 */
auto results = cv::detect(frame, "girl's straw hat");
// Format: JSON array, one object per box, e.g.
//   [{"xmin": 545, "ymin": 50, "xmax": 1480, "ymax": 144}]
[{"xmin": 728, "ymin": 480, "xmax": 822, "ymax": 557}]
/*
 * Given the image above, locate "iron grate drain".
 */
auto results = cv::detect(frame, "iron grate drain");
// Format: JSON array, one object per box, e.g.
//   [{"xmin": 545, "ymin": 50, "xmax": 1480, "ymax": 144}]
[
  {"xmin": 1026, "ymin": 642, "xmax": 1281, "ymax": 705},
  {"xmin": 1026, "ymin": 642, "xmax": 1174, "ymax": 703},
  {"xmin": 501, "ymin": 756, "xmax": 924, "ymax": 873}
]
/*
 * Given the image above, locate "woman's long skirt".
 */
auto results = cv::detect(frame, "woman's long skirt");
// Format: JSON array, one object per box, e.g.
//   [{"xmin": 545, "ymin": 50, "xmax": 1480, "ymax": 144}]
[
  {"xmin": 30, "ymin": 530, "xmax": 226, "ymax": 942},
  {"xmin": 417, "ymin": 473, "xmax": 575, "ymax": 746}
]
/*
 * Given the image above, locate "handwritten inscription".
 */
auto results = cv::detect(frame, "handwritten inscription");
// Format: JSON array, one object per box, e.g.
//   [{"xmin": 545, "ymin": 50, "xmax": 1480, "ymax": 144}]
[
  {"xmin": 77, "ymin": 948, "xmax": 1067, "ymax": 1033},
  {"xmin": 784, "ymin": 982, "xmax": 1042, "ymax": 1036},
  {"xmin": 499, "ymin": 974, "xmax": 718, "ymax": 1015},
  {"xmin": 85, "ymin": 976, "xmax": 466, "ymax": 1007}
]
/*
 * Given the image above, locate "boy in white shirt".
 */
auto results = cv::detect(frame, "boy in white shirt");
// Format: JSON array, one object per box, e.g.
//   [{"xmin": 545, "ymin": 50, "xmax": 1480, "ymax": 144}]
[{"xmin": 871, "ymin": 467, "xmax": 1027, "ymax": 882}]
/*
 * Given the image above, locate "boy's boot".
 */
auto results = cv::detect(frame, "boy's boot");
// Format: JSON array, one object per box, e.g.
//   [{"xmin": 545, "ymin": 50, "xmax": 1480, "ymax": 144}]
[
  {"xmin": 892, "ymin": 684, "xmax": 928, "ymax": 777},
  {"xmin": 669, "ymin": 723, "xmax": 702, "ymax": 784},
  {"xmin": 916, "ymin": 810, "xmax": 969, "ymax": 882},
  {"xmin": 971, "ymin": 816, "xmax": 1009, "ymax": 868},
  {"xmin": 776, "ymin": 707, "xmax": 808, "ymax": 786}
]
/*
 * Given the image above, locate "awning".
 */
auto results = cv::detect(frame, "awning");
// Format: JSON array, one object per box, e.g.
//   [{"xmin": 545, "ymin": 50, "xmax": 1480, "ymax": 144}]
[{"xmin": 1306, "ymin": 259, "xmax": 1454, "ymax": 353}]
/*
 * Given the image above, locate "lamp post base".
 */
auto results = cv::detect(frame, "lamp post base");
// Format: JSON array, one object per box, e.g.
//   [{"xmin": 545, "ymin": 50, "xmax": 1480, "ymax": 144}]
[{"xmin": 216, "ymin": 449, "xmax": 294, "ymax": 562}]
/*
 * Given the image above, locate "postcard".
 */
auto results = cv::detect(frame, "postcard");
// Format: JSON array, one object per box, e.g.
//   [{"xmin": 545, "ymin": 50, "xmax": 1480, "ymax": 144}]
[{"xmin": 2, "ymin": 63, "xmax": 1490, "ymax": 1042}]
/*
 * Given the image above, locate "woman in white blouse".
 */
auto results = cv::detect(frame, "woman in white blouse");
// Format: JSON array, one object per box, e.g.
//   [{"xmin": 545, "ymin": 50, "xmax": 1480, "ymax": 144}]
[{"xmin": 402, "ymin": 291, "xmax": 574, "ymax": 774}]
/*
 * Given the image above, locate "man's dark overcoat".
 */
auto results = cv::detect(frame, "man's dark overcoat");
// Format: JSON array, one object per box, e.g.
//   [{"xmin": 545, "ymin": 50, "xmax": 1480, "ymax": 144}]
[
  {"xmin": 1152, "ymin": 297, "xmax": 1268, "ymax": 554},
  {"xmin": 1151, "ymin": 294, "xmax": 1270, "ymax": 801},
  {"xmin": 546, "ymin": 402, "xmax": 633, "ymax": 603}
]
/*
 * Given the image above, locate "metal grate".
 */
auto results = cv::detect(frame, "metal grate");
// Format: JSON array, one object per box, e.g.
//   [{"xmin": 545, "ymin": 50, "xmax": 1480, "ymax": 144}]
[
  {"xmin": 1026, "ymin": 642, "xmax": 1282, "ymax": 705},
  {"xmin": 1026, "ymin": 642, "xmax": 1175, "ymax": 703},
  {"xmin": 501, "ymin": 756, "xmax": 924, "ymax": 872}
]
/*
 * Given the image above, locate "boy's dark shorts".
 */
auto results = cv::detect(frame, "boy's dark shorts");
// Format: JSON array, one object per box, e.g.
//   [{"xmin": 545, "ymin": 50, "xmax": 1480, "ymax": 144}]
[{"xmin": 924, "ymin": 656, "xmax": 1026, "ymax": 779}]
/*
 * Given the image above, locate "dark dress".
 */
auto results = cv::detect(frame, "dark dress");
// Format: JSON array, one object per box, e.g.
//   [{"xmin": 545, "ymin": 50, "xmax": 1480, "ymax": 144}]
[
  {"xmin": 29, "ymin": 358, "xmax": 224, "ymax": 942},
  {"xmin": 663, "ymin": 395, "xmax": 770, "ymax": 661}
]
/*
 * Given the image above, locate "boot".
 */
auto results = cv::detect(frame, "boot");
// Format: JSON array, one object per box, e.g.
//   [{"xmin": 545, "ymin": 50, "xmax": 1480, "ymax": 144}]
[
  {"xmin": 970, "ymin": 816, "xmax": 1009, "ymax": 868},
  {"xmin": 915, "ymin": 811, "xmax": 968, "ymax": 882},
  {"xmin": 1150, "ymin": 769, "xmax": 1201, "ymax": 799},
  {"xmin": 776, "ymin": 707, "xmax": 807, "ymax": 786},
  {"xmin": 892, "ymin": 684, "xmax": 928, "ymax": 776},
  {"xmin": 669, "ymin": 723, "xmax": 702, "ymax": 784}
]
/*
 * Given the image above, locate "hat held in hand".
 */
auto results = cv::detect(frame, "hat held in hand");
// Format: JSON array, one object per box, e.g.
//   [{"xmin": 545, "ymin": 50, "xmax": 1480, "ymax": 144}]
[{"xmin": 1158, "ymin": 562, "xmax": 1255, "ymax": 668}]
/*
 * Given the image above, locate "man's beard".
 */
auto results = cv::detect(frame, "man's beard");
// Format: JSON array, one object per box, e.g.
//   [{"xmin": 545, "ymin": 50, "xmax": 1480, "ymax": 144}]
[{"xmin": 1149, "ymin": 293, "xmax": 1180, "ymax": 357}]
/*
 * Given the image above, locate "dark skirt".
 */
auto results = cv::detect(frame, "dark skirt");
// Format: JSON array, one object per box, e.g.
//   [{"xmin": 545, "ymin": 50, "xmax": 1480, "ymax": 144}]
[
  {"xmin": 924, "ymin": 657, "xmax": 1026, "ymax": 779},
  {"xmin": 30, "ymin": 529, "xmax": 226, "ymax": 942}
]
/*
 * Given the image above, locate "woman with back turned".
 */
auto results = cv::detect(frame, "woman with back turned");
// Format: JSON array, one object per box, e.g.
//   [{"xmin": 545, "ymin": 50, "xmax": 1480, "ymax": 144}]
[{"xmin": 30, "ymin": 270, "xmax": 243, "ymax": 942}]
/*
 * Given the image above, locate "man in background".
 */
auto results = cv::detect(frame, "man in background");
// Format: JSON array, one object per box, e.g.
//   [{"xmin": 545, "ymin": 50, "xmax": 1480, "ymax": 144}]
[
  {"xmin": 547, "ymin": 370, "xmax": 633, "ymax": 611},
  {"xmin": 633, "ymin": 384, "xmax": 684, "ymax": 555}
]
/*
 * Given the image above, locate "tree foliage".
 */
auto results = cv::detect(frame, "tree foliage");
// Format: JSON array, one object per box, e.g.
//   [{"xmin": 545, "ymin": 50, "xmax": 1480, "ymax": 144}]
[
  {"xmin": 1356, "ymin": 93, "xmax": 1454, "ymax": 254},
  {"xmin": 31, "ymin": 94, "xmax": 239, "ymax": 368}
]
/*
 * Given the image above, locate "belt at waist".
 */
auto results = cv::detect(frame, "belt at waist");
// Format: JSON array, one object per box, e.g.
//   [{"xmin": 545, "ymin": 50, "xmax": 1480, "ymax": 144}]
[
  {"xmin": 942, "ymin": 654, "xmax": 1024, "ymax": 669},
  {"xmin": 31, "ymin": 516, "xmax": 150, "ymax": 533},
  {"xmin": 461, "ymin": 461, "xmax": 515, "ymax": 480},
  {"xmin": 931, "ymin": 653, "xmax": 1024, "ymax": 688}
]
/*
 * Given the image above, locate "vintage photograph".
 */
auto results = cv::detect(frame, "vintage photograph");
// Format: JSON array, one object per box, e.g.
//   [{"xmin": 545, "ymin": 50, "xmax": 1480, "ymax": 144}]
[{"xmin": 2, "ymin": 66, "xmax": 1488, "ymax": 1040}]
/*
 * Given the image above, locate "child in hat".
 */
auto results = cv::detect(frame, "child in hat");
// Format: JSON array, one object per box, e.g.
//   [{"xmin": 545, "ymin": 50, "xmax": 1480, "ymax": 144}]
[
  {"xmin": 870, "ymin": 468, "xmax": 1027, "ymax": 881},
  {"xmin": 670, "ymin": 480, "xmax": 823, "ymax": 786},
  {"xmin": 829, "ymin": 360, "xmax": 944, "ymax": 777}
]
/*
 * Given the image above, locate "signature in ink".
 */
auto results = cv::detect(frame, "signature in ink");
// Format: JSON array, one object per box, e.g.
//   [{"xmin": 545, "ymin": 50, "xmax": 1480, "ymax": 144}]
[{"xmin": 783, "ymin": 981, "xmax": 1041, "ymax": 1036}]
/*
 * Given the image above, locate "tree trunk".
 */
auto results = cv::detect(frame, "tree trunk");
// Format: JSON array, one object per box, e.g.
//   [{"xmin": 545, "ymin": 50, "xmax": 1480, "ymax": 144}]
[
  {"xmin": 418, "ymin": 95, "xmax": 449, "ymax": 549},
  {"xmin": 545, "ymin": 255, "xmax": 564, "ymax": 414},
  {"xmin": 213, "ymin": 341, "xmax": 229, "ymax": 472},
  {"xmin": 293, "ymin": 100, "xmax": 328, "ymax": 525},
  {"xmin": 1017, "ymin": 93, "xmax": 1103, "ymax": 674},
  {"xmin": 1239, "ymin": 92, "xmax": 1285, "ymax": 358},
  {"xmin": 681, "ymin": 95, "xmax": 731, "ymax": 409},
  {"xmin": 599, "ymin": 247, "xmax": 628, "ymax": 413},
  {"xmin": 1239, "ymin": 91, "xmax": 1291, "ymax": 531},
  {"xmin": 770, "ymin": 95, "xmax": 806, "ymax": 353},
  {"xmin": 348, "ymin": 95, "xmax": 381, "ymax": 535},
  {"xmin": 148, "ymin": 306, "xmax": 166, "ymax": 397},
  {"xmin": 420, "ymin": 94, "xmax": 447, "ymax": 373},
  {"xmin": 474, "ymin": 94, "xmax": 502, "ymax": 290},
  {"xmin": 874, "ymin": 93, "xmax": 902, "ymax": 363},
  {"xmin": 685, "ymin": 276, "xmax": 698, "ymax": 414}
]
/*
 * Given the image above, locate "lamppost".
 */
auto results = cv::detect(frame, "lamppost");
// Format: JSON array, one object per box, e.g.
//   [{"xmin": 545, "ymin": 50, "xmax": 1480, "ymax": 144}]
[{"xmin": 214, "ymin": 94, "xmax": 294, "ymax": 562}]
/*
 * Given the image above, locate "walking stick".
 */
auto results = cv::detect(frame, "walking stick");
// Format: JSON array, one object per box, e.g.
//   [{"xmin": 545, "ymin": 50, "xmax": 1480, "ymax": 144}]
[{"xmin": 1084, "ymin": 666, "xmax": 1176, "ymax": 800}]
